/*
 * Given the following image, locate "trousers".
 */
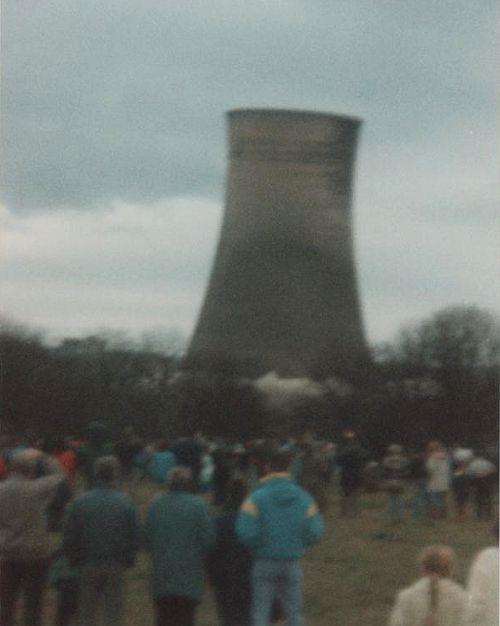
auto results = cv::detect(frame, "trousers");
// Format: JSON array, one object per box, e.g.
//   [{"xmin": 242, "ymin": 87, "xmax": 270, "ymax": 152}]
[
  {"xmin": 154, "ymin": 595, "xmax": 198, "ymax": 626},
  {"xmin": 0, "ymin": 558, "xmax": 48, "ymax": 626},
  {"xmin": 56, "ymin": 580, "xmax": 80, "ymax": 626},
  {"xmin": 78, "ymin": 564, "xmax": 125, "ymax": 626},
  {"xmin": 251, "ymin": 559, "xmax": 304, "ymax": 626}
]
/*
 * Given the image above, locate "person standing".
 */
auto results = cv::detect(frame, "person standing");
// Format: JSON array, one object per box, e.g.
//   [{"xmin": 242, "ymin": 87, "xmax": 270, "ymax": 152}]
[
  {"xmin": 78, "ymin": 420, "xmax": 114, "ymax": 488},
  {"xmin": 115, "ymin": 426, "xmax": 143, "ymax": 480},
  {"xmin": 199, "ymin": 446, "xmax": 215, "ymax": 502},
  {"xmin": 451, "ymin": 460, "xmax": 471, "ymax": 521},
  {"xmin": 62, "ymin": 455, "xmax": 140, "ymax": 626},
  {"xmin": 295, "ymin": 442, "xmax": 328, "ymax": 512},
  {"xmin": 145, "ymin": 466, "xmax": 215, "ymax": 626},
  {"xmin": 466, "ymin": 454, "xmax": 496, "ymax": 520},
  {"xmin": 44, "ymin": 436, "xmax": 77, "ymax": 531},
  {"xmin": 0, "ymin": 448, "xmax": 65, "ymax": 626},
  {"xmin": 208, "ymin": 478, "xmax": 253, "ymax": 626},
  {"xmin": 212, "ymin": 446, "xmax": 232, "ymax": 507},
  {"xmin": 408, "ymin": 451, "xmax": 428, "ymax": 519},
  {"xmin": 336, "ymin": 431, "xmax": 368, "ymax": 517},
  {"xmin": 171, "ymin": 436, "xmax": 204, "ymax": 487},
  {"xmin": 236, "ymin": 447, "xmax": 324, "ymax": 626},
  {"xmin": 382, "ymin": 444, "xmax": 410, "ymax": 521},
  {"xmin": 425, "ymin": 441, "xmax": 450, "ymax": 519}
]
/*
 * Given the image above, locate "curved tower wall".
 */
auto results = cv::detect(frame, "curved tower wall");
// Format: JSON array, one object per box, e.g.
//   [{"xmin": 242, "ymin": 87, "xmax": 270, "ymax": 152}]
[{"xmin": 186, "ymin": 109, "xmax": 368, "ymax": 378}]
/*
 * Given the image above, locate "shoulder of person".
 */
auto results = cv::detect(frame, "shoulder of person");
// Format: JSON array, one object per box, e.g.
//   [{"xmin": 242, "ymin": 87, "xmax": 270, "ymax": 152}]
[
  {"xmin": 146, "ymin": 492, "xmax": 166, "ymax": 515},
  {"xmin": 395, "ymin": 583, "xmax": 415, "ymax": 604},
  {"xmin": 440, "ymin": 578, "xmax": 467, "ymax": 601},
  {"xmin": 402, "ymin": 577, "xmax": 428, "ymax": 597},
  {"xmin": 178, "ymin": 492, "xmax": 209, "ymax": 511},
  {"xmin": 116, "ymin": 490, "xmax": 138, "ymax": 508},
  {"xmin": 294, "ymin": 482, "xmax": 315, "ymax": 502},
  {"xmin": 64, "ymin": 494, "xmax": 86, "ymax": 517},
  {"xmin": 471, "ymin": 546, "xmax": 499, "ymax": 570},
  {"xmin": 240, "ymin": 495, "xmax": 259, "ymax": 516},
  {"xmin": 193, "ymin": 494, "xmax": 210, "ymax": 508},
  {"xmin": 70, "ymin": 491, "xmax": 91, "ymax": 507},
  {"xmin": 441, "ymin": 577, "xmax": 465, "ymax": 589}
]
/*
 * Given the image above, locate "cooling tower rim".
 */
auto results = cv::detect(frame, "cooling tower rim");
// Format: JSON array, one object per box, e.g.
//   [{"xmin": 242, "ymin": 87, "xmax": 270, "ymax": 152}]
[{"xmin": 227, "ymin": 107, "xmax": 362, "ymax": 124}]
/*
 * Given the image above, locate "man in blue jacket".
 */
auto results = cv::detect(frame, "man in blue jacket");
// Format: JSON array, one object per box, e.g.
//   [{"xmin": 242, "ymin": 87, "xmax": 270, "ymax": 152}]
[
  {"xmin": 62, "ymin": 455, "xmax": 140, "ymax": 626},
  {"xmin": 236, "ymin": 446, "xmax": 324, "ymax": 626},
  {"xmin": 145, "ymin": 466, "xmax": 215, "ymax": 626}
]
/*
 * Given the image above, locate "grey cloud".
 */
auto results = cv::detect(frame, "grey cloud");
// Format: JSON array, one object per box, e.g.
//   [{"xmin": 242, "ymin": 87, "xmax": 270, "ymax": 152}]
[
  {"xmin": 2, "ymin": 0, "xmax": 497, "ymax": 211},
  {"xmin": 1, "ymin": 197, "xmax": 220, "ymax": 285},
  {"xmin": 1, "ymin": 191, "xmax": 497, "ymax": 345},
  {"xmin": 1, "ymin": 0, "xmax": 497, "ymax": 343},
  {"xmin": 0, "ymin": 197, "xmax": 221, "ymax": 337}
]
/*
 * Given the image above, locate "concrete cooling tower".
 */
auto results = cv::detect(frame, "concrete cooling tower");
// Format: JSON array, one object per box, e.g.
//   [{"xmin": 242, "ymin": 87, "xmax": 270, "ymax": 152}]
[{"xmin": 185, "ymin": 109, "xmax": 369, "ymax": 379}]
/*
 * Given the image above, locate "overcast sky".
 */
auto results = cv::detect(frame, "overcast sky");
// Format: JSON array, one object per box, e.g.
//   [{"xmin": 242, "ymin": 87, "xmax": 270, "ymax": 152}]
[{"xmin": 1, "ymin": 0, "xmax": 498, "ymax": 349}]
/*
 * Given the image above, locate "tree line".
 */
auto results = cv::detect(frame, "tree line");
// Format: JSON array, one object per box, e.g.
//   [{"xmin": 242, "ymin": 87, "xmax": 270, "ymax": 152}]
[{"xmin": 0, "ymin": 305, "xmax": 498, "ymax": 451}]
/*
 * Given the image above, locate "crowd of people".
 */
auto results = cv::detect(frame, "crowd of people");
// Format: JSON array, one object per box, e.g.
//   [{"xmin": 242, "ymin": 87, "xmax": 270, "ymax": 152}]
[{"xmin": 0, "ymin": 421, "xmax": 497, "ymax": 626}]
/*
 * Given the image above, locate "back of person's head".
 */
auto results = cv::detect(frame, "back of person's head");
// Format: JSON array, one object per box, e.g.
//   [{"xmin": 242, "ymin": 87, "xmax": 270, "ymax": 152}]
[
  {"xmin": 10, "ymin": 449, "xmax": 40, "ymax": 478},
  {"xmin": 419, "ymin": 545, "xmax": 455, "ymax": 626},
  {"xmin": 426, "ymin": 440, "xmax": 443, "ymax": 455},
  {"xmin": 157, "ymin": 439, "xmax": 170, "ymax": 452},
  {"xmin": 224, "ymin": 478, "xmax": 248, "ymax": 511},
  {"xmin": 268, "ymin": 447, "xmax": 293, "ymax": 473},
  {"xmin": 419, "ymin": 545, "xmax": 455, "ymax": 578},
  {"xmin": 86, "ymin": 420, "xmax": 112, "ymax": 446},
  {"xmin": 94, "ymin": 455, "xmax": 120, "ymax": 485},
  {"xmin": 166, "ymin": 466, "xmax": 194, "ymax": 492}
]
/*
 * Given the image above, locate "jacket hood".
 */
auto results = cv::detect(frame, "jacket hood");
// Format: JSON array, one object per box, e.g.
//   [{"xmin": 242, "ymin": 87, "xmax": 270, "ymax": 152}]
[{"xmin": 264, "ymin": 478, "xmax": 302, "ymax": 507}]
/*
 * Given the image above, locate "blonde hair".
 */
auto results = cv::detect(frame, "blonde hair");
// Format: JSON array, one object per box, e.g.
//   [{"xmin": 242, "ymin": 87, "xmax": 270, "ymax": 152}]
[{"xmin": 418, "ymin": 545, "xmax": 455, "ymax": 626}]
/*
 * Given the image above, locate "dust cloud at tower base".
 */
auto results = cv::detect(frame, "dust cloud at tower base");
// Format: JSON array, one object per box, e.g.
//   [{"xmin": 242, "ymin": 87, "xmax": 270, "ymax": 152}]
[{"xmin": 185, "ymin": 109, "xmax": 369, "ymax": 380}]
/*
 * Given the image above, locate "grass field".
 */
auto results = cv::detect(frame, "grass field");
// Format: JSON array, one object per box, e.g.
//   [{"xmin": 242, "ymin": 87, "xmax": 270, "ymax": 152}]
[{"xmin": 45, "ymin": 480, "xmax": 496, "ymax": 626}]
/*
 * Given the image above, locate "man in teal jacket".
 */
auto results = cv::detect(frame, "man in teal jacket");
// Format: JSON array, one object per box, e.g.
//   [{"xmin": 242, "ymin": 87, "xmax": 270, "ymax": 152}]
[
  {"xmin": 145, "ymin": 466, "xmax": 215, "ymax": 626},
  {"xmin": 63, "ymin": 455, "xmax": 140, "ymax": 626},
  {"xmin": 236, "ymin": 447, "xmax": 324, "ymax": 626}
]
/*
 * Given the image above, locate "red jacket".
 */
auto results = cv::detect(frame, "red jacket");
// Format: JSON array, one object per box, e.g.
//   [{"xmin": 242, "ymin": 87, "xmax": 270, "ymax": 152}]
[{"xmin": 53, "ymin": 450, "xmax": 77, "ymax": 487}]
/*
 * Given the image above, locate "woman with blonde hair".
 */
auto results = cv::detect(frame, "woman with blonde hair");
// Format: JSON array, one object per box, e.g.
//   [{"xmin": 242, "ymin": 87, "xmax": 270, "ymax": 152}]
[{"xmin": 388, "ymin": 545, "xmax": 466, "ymax": 626}]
